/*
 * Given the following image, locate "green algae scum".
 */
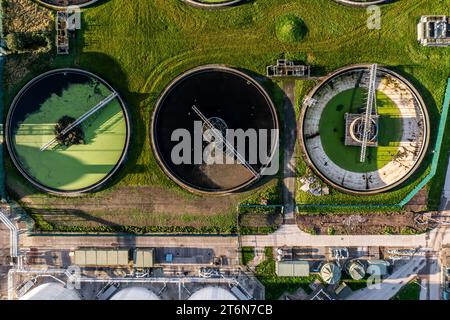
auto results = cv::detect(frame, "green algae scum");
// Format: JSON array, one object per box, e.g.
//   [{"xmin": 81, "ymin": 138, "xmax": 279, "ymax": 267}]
[{"xmin": 6, "ymin": 69, "xmax": 130, "ymax": 195}]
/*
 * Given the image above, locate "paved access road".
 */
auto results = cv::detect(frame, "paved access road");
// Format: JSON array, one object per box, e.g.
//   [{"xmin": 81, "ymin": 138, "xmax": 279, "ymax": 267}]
[
  {"xmin": 282, "ymin": 81, "xmax": 297, "ymax": 222},
  {"xmin": 22, "ymin": 234, "xmax": 241, "ymax": 266},
  {"xmin": 241, "ymin": 224, "xmax": 429, "ymax": 248}
]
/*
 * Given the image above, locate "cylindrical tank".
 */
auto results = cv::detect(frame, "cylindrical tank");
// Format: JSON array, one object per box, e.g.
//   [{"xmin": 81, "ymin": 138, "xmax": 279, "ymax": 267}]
[
  {"xmin": 188, "ymin": 287, "xmax": 237, "ymax": 300},
  {"xmin": 19, "ymin": 283, "xmax": 81, "ymax": 300},
  {"xmin": 346, "ymin": 260, "xmax": 366, "ymax": 280},
  {"xmin": 110, "ymin": 287, "xmax": 160, "ymax": 300},
  {"xmin": 320, "ymin": 262, "xmax": 342, "ymax": 285}
]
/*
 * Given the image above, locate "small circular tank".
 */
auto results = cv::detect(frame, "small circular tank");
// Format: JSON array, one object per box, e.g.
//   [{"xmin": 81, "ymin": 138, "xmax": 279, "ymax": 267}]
[
  {"xmin": 346, "ymin": 260, "xmax": 366, "ymax": 280},
  {"xmin": 320, "ymin": 262, "xmax": 342, "ymax": 285}
]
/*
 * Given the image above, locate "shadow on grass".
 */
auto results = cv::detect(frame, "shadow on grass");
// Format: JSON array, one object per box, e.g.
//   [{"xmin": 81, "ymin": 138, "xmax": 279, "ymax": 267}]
[
  {"xmin": 77, "ymin": 51, "xmax": 151, "ymax": 190},
  {"xmin": 390, "ymin": 65, "xmax": 443, "ymax": 206}
]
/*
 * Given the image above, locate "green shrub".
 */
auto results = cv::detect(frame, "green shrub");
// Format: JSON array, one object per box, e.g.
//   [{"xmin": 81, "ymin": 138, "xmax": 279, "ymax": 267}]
[
  {"xmin": 241, "ymin": 247, "xmax": 255, "ymax": 265},
  {"xmin": 275, "ymin": 15, "xmax": 307, "ymax": 43}
]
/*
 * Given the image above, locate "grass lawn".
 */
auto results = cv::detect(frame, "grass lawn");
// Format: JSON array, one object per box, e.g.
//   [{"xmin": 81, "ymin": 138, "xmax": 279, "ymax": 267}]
[
  {"xmin": 392, "ymin": 279, "xmax": 421, "ymax": 300},
  {"xmin": 4, "ymin": 0, "xmax": 450, "ymax": 231},
  {"xmin": 319, "ymin": 87, "xmax": 403, "ymax": 173},
  {"xmin": 240, "ymin": 247, "xmax": 255, "ymax": 266}
]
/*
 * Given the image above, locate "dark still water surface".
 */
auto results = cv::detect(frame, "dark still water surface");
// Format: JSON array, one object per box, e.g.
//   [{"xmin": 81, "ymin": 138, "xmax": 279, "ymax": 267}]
[{"xmin": 153, "ymin": 68, "xmax": 279, "ymax": 193}]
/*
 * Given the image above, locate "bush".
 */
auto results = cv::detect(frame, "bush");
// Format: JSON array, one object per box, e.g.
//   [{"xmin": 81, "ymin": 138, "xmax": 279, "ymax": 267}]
[
  {"xmin": 5, "ymin": 32, "xmax": 50, "ymax": 53},
  {"xmin": 275, "ymin": 15, "xmax": 307, "ymax": 43}
]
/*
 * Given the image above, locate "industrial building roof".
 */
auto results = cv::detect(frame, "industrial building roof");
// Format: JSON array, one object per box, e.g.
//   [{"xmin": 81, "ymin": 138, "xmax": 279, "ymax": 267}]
[
  {"xmin": 366, "ymin": 260, "xmax": 389, "ymax": 276},
  {"xmin": 74, "ymin": 248, "xmax": 129, "ymax": 266},
  {"xmin": 134, "ymin": 248, "xmax": 155, "ymax": 269},
  {"xmin": 276, "ymin": 260, "xmax": 310, "ymax": 277}
]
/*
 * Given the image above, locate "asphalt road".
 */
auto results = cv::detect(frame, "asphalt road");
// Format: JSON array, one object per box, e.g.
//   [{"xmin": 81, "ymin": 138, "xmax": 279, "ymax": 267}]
[{"xmin": 282, "ymin": 81, "xmax": 297, "ymax": 222}]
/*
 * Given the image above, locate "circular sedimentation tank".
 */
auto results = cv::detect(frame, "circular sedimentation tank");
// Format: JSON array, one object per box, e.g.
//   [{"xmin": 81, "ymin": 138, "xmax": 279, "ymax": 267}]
[
  {"xmin": 152, "ymin": 65, "xmax": 279, "ymax": 194},
  {"xmin": 334, "ymin": 0, "xmax": 388, "ymax": 6},
  {"xmin": 182, "ymin": 0, "xmax": 244, "ymax": 9},
  {"xmin": 35, "ymin": 0, "xmax": 99, "ymax": 8},
  {"xmin": 320, "ymin": 262, "xmax": 342, "ymax": 285},
  {"xmin": 6, "ymin": 68, "xmax": 131, "ymax": 196},
  {"xmin": 300, "ymin": 65, "xmax": 430, "ymax": 194}
]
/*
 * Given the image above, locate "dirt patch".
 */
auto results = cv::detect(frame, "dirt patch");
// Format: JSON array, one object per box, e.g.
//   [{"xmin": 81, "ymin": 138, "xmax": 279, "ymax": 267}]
[
  {"xmin": 405, "ymin": 188, "xmax": 428, "ymax": 212},
  {"xmin": 297, "ymin": 211, "xmax": 434, "ymax": 235},
  {"xmin": 3, "ymin": 0, "xmax": 53, "ymax": 33},
  {"xmin": 9, "ymin": 182, "xmax": 241, "ymax": 228},
  {"xmin": 239, "ymin": 212, "xmax": 282, "ymax": 228}
]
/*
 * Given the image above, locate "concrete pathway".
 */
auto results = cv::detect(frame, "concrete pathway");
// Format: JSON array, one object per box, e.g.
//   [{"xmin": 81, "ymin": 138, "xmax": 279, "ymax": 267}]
[
  {"xmin": 241, "ymin": 230, "xmax": 429, "ymax": 248},
  {"xmin": 281, "ymin": 81, "xmax": 297, "ymax": 223}
]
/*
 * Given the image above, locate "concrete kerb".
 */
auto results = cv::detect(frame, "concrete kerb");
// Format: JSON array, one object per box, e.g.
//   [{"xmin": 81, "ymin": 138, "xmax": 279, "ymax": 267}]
[
  {"xmin": 182, "ymin": 0, "xmax": 244, "ymax": 9},
  {"xmin": 34, "ymin": 0, "xmax": 100, "ymax": 10},
  {"xmin": 334, "ymin": 0, "xmax": 390, "ymax": 7}
]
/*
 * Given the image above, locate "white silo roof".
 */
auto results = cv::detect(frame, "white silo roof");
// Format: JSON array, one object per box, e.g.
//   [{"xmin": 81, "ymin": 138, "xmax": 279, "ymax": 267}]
[
  {"xmin": 320, "ymin": 263, "xmax": 342, "ymax": 285},
  {"xmin": 19, "ymin": 283, "xmax": 80, "ymax": 300},
  {"xmin": 110, "ymin": 287, "xmax": 160, "ymax": 300},
  {"xmin": 346, "ymin": 260, "xmax": 366, "ymax": 280},
  {"xmin": 189, "ymin": 287, "xmax": 238, "ymax": 301}
]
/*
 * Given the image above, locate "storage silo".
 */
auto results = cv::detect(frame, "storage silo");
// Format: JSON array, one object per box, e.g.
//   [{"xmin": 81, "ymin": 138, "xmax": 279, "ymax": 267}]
[
  {"xmin": 345, "ymin": 260, "xmax": 366, "ymax": 280},
  {"xmin": 110, "ymin": 287, "xmax": 160, "ymax": 300},
  {"xmin": 320, "ymin": 262, "xmax": 342, "ymax": 285},
  {"xmin": 188, "ymin": 287, "xmax": 238, "ymax": 300},
  {"xmin": 19, "ymin": 283, "xmax": 80, "ymax": 300}
]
